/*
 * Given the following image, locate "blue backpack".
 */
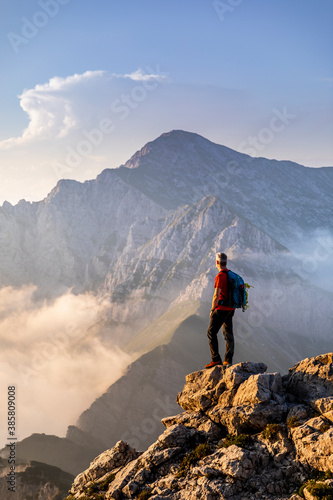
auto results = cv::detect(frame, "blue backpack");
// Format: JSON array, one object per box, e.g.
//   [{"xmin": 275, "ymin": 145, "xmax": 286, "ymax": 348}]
[{"xmin": 218, "ymin": 270, "xmax": 248, "ymax": 311}]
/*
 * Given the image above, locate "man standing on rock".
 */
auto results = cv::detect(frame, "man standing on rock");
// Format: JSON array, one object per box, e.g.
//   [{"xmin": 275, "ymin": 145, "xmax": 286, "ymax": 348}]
[{"xmin": 205, "ymin": 252, "xmax": 235, "ymax": 369}]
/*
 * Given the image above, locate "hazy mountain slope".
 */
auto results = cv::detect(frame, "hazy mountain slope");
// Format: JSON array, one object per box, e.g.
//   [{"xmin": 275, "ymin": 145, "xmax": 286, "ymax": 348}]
[
  {"xmin": 67, "ymin": 296, "xmax": 332, "ymax": 454},
  {"xmin": 101, "ymin": 194, "xmax": 286, "ymax": 312},
  {"xmin": 0, "ymin": 130, "xmax": 331, "ymax": 297},
  {"xmin": 122, "ymin": 300, "xmax": 202, "ymax": 355},
  {"xmin": 0, "ymin": 433, "xmax": 102, "ymax": 476},
  {"xmin": 0, "ymin": 460, "xmax": 74, "ymax": 500},
  {"xmin": 68, "ymin": 312, "xmax": 209, "ymax": 452},
  {"xmin": 0, "ymin": 171, "xmax": 167, "ymax": 293},
  {"xmin": 100, "ymin": 191, "xmax": 332, "ymax": 351}
]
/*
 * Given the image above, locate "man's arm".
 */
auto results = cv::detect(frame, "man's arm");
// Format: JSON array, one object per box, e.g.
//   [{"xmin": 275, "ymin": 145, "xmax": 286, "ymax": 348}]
[{"xmin": 210, "ymin": 287, "xmax": 221, "ymax": 315}]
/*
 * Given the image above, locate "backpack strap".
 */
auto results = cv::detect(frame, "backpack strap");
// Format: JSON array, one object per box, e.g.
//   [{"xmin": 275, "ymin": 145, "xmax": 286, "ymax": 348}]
[{"xmin": 217, "ymin": 269, "xmax": 229, "ymax": 306}]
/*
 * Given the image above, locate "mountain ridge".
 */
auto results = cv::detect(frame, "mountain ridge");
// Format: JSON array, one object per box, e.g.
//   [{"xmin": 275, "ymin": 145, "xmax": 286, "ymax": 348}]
[{"xmin": 0, "ymin": 130, "xmax": 331, "ymax": 296}]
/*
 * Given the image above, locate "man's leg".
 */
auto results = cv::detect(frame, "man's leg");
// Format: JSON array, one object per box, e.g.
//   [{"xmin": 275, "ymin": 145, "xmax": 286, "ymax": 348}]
[
  {"xmin": 207, "ymin": 310, "xmax": 223, "ymax": 362},
  {"xmin": 222, "ymin": 310, "xmax": 235, "ymax": 364}
]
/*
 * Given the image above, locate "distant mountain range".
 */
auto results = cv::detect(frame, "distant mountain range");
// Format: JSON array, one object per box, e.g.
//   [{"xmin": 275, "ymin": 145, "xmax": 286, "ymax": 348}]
[
  {"xmin": 0, "ymin": 130, "xmax": 332, "ymax": 496},
  {"xmin": 1, "ymin": 130, "xmax": 332, "ymax": 294},
  {"xmin": 0, "ymin": 130, "xmax": 331, "ymax": 352}
]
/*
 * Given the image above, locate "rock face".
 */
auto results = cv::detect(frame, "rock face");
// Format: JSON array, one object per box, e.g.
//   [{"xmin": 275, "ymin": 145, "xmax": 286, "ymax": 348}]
[{"xmin": 66, "ymin": 353, "xmax": 333, "ymax": 500}]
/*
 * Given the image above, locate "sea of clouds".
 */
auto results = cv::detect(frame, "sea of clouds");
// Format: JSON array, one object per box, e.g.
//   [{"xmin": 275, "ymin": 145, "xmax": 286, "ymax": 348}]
[{"xmin": 0, "ymin": 285, "xmax": 131, "ymax": 448}]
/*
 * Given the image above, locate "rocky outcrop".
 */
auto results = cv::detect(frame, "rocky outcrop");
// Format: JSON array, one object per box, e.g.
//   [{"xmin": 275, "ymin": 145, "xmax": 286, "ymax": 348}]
[{"xmin": 66, "ymin": 353, "xmax": 333, "ymax": 500}]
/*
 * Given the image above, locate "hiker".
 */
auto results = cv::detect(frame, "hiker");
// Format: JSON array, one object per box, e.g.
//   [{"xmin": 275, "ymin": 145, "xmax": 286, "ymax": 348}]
[{"xmin": 205, "ymin": 252, "xmax": 235, "ymax": 369}]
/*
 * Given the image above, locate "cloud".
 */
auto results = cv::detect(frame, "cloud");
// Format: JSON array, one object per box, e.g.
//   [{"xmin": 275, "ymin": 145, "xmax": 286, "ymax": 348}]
[
  {"xmin": 0, "ymin": 285, "xmax": 131, "ymax": 445},
  {"xmin": 0, "ymin": 68, "xmax": 168, "ymax": 150},
  {"xmin": 121, "ymin": 68, "xmax": 170, "ymax": 82}
]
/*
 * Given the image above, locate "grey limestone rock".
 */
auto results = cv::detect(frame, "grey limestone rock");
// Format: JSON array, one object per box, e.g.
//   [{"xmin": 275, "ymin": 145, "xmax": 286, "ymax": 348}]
[
  {"xmin": 69, "ymin": 440, "xmax": 140, "ymax": 497},
  {"xmin": 285, "ymin": 353, "xmax": 333, "ymax": 401},
  {"xmin": 66, "ymin": 353, "xmax": 333, "ymax": 500}
]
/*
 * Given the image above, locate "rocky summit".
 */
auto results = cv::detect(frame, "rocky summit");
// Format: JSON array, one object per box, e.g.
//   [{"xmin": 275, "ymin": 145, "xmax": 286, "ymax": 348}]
[{"xmin": 66, "ymin": 353, "xmax": 333, "ymax": 500}]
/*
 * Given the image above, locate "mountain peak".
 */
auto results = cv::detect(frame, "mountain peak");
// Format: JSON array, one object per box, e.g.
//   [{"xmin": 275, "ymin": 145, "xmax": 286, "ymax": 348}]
[{"xmin": 122, "ymin": 129, "xmax": 234, "ymax": 170}]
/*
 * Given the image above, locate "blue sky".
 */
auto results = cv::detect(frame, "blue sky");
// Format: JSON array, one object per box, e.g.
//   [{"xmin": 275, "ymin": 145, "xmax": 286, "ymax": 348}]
[{"xmin": 0, "ymin": 0, "xmax": 332, "ymax": 204}]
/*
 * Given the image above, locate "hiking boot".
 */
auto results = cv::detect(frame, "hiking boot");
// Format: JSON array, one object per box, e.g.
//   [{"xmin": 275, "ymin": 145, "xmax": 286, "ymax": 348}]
[
  {"xmin": 205, "ymin": 360, "xmax": 222, "ymax": 369},
  {"xmin": 223, "ymin": 361, "xmax": 231, "ymax": 366}
]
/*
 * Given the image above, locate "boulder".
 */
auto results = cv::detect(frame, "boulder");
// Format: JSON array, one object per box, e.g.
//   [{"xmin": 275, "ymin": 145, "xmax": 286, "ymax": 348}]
[
  {"xmin": 69, "ymin": 440, "xmax": 140, "ymax": 496},
  {"xmin": 292, "ymin": 425, "xmax": 333, "ymax": 470},
  {"xmin": 310, "ymin": 396, "xmax": 333, "ymax": 414},
  {"xmin": 162, "ymin": 411, "xmax": 223, "ymax": 441},
  {"xmin": 196, "ymin": 444, "xmax": 257, "ymax": 479},
  {"xmin": 232, "ymin": 372, "xmax": 285, "ymax": 406},
  {"xmin": 285, "ymin": 353, "xmax": 333, "ymax": 401},
  {"xmin": 207, "ymin": 400, "xmax": 287, "ymax": 434},
  {"xmin": 176, "ymin": 362, "xmax": 267, "ymax": 412}
]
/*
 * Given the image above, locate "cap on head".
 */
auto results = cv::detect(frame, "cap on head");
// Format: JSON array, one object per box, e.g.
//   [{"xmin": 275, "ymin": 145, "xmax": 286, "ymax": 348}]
[{"xmin": 216, "ymin": 252, "xmax": 227, "ymax": 265}]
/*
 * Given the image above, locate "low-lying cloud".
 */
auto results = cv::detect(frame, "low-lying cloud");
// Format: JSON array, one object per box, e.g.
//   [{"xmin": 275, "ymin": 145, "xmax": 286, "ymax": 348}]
[
  {"xmin": 0, "ymin": 285, "xmax": 131, "ymax": 447},
  {"xmin": 286, "ymin": 229, "xmax": 333, "ymax": 292}
]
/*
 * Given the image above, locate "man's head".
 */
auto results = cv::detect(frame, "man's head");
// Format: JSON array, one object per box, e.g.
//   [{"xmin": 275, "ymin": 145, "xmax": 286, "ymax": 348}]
[{"xmin": 216, "ymin": 252, "xmax": 227, "ymax": 270}]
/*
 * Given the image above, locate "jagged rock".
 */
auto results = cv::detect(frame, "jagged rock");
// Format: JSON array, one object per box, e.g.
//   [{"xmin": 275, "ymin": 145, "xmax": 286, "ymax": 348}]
[
  {"xmin": 291, "ymin": 424, "xmax": 333, "ymax": 470},
  {"xmin": 66, "ymin": 353, "xmax": 333, "ymax": 500},
  {"xmin": 208, "ymin": 400, "xmax": 288, "ymax": 435},
  {"xmin": 176, "ymin": 362, "xmax": 267, "ymax": 412},
  {"xmin": 285, "ymin": 353, "xmax": 333, "ymax": 401},
  {"xmin": 286, "ymin": 404, "xmax": 312, "ymax": 424},
  {"xmin": 256, "ymin": 426, "xmax": 294, "ymax": 463},
  {"xmin": 310, "ymin": 396, "xmax": 333, "ymax": 414},
  {"xmin": 232, "ymin": 372, "xmax": 285, "ymax": 406},
  {"xmin": 196, "ymin": 444, "xmax": 257, "ymax": 479},
  {"xmin": 105, "ymin": 458, "xmax": 141, "ymax": 500},
  {"xmin": 69, "ymin": 440, "xmax": 140, "ymax": 496},
  {"xmin": 177, "ymin": 363, "xmax": 288, "ymax": 435},
  {"xmin": 105, "ymin": 425, "xmax": 201, "ymax": 499},
  {"xmin": 151, "ymin": 423, "xmax": 200, "ymax": 450},
  {"xmin": 161, "ymin": 411, "xmax": 223, "ymax": 441}
]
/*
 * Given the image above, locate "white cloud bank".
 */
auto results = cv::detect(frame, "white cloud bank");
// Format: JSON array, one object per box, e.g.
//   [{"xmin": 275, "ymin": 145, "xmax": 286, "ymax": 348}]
[
  {"xmin": 0, "ymin": 285, "xmax": 132, "ymax": 445},
  {"xmin": 0, "ymin": 68, "xmax": 168, "ymax": 150},
  {"xmin": 0, "ymin": 66, "xmax": 170, "ymax": 204},
  {"xmin": 0, "ymin": 66, "xmax": 330, "ymax": 205}
]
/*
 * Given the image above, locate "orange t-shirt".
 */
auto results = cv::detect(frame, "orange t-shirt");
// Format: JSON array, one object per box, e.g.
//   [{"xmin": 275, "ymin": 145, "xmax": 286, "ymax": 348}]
[{"xmin": 215, "ymin": 270, "xmax": 235, "ymax": 311}]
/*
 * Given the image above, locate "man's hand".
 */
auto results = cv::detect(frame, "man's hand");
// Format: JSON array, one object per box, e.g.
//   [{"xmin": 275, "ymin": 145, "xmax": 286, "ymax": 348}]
[{"xmin": 210, "ymin": 308, "xmax": 215, "ymax": 318}]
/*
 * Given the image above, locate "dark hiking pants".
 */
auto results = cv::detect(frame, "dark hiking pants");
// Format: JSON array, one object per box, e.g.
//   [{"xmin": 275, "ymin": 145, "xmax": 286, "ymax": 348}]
[{"xmin": 207, "ymin": 309, "xmax": 235, "ymax": 364}]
